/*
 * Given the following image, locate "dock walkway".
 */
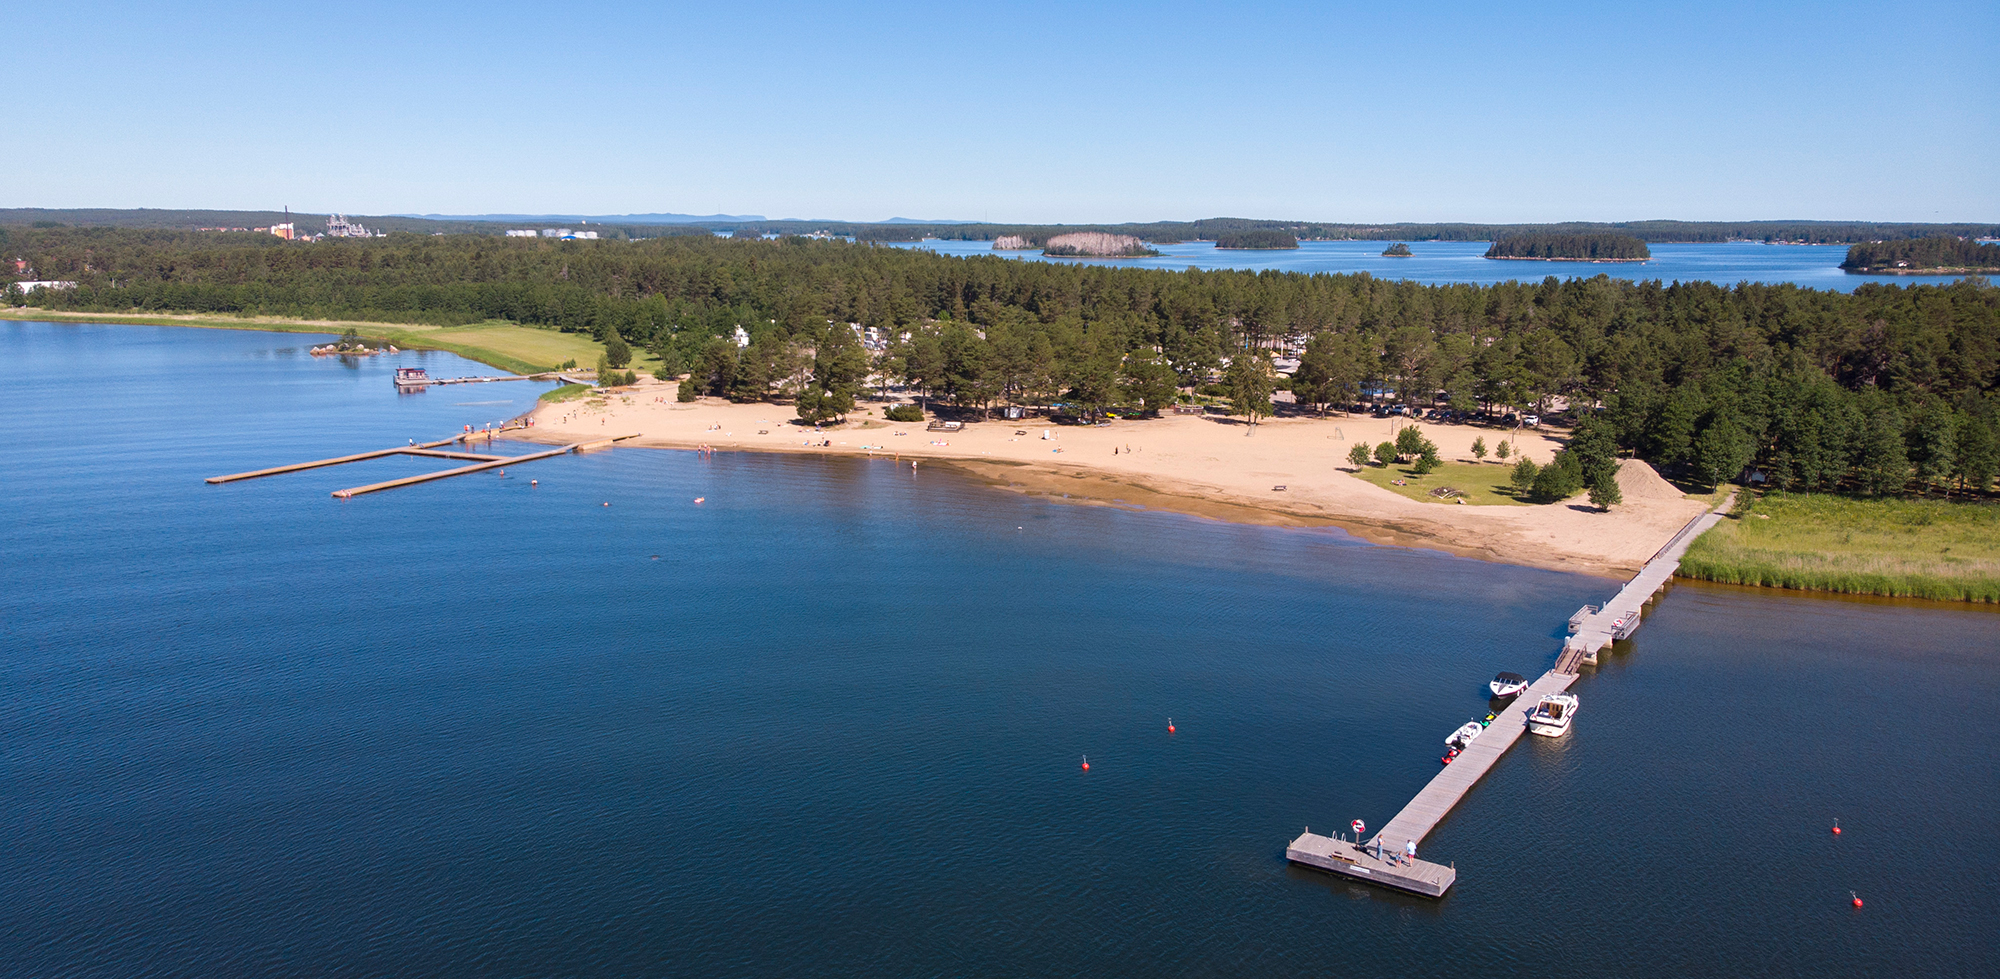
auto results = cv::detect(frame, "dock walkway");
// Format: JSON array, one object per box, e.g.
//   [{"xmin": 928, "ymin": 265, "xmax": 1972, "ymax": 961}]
[
  {"xmin": 1557, "ymin": 496, "xmax": 1732, "ymax": 673},
  {"xmin": 206, "ymin": 431, "xmax": 638, "ymax": 498},
  {"xmin": 1287, "ymin": 492, "xmax": 1735, "ymax": 897}
]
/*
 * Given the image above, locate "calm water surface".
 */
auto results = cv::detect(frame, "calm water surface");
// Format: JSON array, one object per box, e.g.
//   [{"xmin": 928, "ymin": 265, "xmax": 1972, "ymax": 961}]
[
  {"xmin": 3, "ymin": 322, "xmax": 1995, "ymax": 978},
  {"xmin": 889, "ymin": 239, "xmax": 1972, "ymax": 293}
]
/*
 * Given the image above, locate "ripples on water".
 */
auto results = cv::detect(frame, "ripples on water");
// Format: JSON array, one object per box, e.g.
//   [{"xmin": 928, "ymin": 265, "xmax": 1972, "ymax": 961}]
[{"xmin": 2, "ymin": 322, "xmax": 1994, "ymax": 978}]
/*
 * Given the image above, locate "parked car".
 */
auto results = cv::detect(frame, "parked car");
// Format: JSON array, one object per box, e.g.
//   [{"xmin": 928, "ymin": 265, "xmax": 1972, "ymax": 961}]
[{"xmin": 1523, "ymin": 414, "xmax": 1541, "ymax": 427}]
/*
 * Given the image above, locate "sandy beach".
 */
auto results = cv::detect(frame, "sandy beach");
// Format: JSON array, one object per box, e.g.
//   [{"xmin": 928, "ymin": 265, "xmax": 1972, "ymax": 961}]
[{"xmin": 517, "ymin": 378, "xmax": 1712, "ymax": 578}]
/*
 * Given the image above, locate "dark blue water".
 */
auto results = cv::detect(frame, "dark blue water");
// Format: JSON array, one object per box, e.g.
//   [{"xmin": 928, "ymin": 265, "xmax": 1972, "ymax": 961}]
[
  {"xmin": 888, "ymin": 239, "xmax": 1963, "ymax": 293},
  {"xmin": 4, "ymin": 322, "xmax": 1996, "ymax": 978}
]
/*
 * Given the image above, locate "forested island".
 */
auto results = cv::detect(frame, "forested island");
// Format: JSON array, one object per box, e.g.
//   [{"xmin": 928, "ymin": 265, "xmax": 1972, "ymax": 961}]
[
  {"xmin": 5, "ymin": 226, "xmax": 1996, "ymax": 506},
  {"xmin": 1485, "ymin": 233, "xmax": 1650, "ymax": 262},
  {"xmin": 1214, "ymin": 230, "xmax": 1299, "ymax": 250},
  {"xmin": 1841, "ymin": 236, "xmax": 2000, "ymax": 274},
  {"xmin": 1042, "ymin": 232, "xmax": 1157, "ymax": 257},
  {"xmin": 1382, "ymin": 243, "xmax": 1413, "ymax": 257}
]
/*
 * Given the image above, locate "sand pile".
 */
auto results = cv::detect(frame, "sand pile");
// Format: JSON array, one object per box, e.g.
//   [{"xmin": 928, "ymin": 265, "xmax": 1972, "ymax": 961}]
[{"xmin": 1615, "ymin": 459, "xmax": 1688, "ymax": 503}]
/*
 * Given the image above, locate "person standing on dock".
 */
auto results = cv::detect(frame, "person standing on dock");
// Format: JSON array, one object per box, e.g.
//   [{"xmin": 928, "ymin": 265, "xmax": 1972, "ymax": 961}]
[{"xmin": 1404, "ymin": 840, "xmax": 1417, "ymax": 865}]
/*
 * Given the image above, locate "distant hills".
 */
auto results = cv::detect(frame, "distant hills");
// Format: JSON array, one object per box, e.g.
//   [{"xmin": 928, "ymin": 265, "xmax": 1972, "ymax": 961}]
[{"xmin": 403, "ymin": 212, "xmax": 765, "ymax": 225}]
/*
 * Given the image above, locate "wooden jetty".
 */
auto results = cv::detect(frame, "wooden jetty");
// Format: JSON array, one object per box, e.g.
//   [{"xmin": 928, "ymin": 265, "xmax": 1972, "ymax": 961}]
[
  {"xmin": 206, "ymin": 430, "xmax": 639, "ymax": 498},
  {"xmin": 1556, "ymin": 498, "xmax": 1732, "ymax": 673},
  {"xmin": 1287, "ymin": 495, "xmax": 1734, "ymax": 898}
]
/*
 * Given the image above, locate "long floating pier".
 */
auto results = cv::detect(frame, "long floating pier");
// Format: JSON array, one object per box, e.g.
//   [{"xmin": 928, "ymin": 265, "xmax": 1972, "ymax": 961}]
[
  {"xmin": 206, "ymin": 430, "xmax": 640, "ymax": 498},
  {"xmin": 1287, "ymin": 494, "xmax": 1735, "ymax": 898}
]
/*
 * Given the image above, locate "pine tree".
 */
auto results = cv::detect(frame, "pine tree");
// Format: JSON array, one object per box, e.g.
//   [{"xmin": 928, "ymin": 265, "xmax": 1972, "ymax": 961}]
[{"xmin": 1588, "ymin": 470, "xmax": 1623, "ymax": 511}]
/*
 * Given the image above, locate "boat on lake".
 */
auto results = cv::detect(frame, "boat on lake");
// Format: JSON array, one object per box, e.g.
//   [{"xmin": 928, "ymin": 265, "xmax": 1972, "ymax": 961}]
[
  {"xmin": 1489, "ymin": 672, "xmax": 1529, "ymax": 698},
  {"xmin": 394, "ymin": 367, "xmax": 430, "ymax": 386},
  {"xmin": 1528, "ymin": 693, "xmax": 1579, "ymax": 737},
  {"xmin": 1446, "ymin": 721, "xmax": 1485, "ymax": 748}
]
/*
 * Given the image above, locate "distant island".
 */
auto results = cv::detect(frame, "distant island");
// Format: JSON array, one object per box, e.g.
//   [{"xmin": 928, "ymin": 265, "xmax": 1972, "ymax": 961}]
[
  {"xmin": 1841, "ymin": 236, "xmax": 2000, "ymax": 275},
  {"xmin": 1043, "ymin": 232, "xmax": 1158, "ymax": 258},
  {"xmin": 1382, "ymin": 242, "xmax": 1413, "ymax": 257},
  {"xmin": 1485, "ymin": 233, "xmax": 1650, "ymax": 262},
  {"xmin": 993, "ymin": 235, "xmax": 1034, "ymax": 251},
  {"xmin": 1214, "ymin": 230, "xmax": 1299, "ymax": 250}
]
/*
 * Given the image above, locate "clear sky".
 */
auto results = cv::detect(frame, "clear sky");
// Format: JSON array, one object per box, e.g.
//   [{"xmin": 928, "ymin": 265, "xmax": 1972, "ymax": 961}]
[{"xmin": 13, "ymin": 1, "xmax": 1997, "ymax": 223}]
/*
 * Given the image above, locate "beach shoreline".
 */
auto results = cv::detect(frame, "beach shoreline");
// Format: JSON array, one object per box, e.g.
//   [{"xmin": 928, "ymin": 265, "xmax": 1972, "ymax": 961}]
[{"xmin": 512, "ymin": 377, "xmax": 1714, "ymax": 578}]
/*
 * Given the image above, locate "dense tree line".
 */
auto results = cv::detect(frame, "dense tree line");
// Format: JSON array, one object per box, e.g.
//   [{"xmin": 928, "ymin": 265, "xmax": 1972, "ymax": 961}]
[
  {"xmin": 7, "ymin": 227, "xmax": 1997, "ymax": 497},
  {"xmin": 1214, "ymin": 230, "xmax": 1299, "ymax": 250},
  {"xmin": 1842, "ymin": 236, "xmax": 2000, "ymax": 272},
  {"xmin": 1485, "ymin": 234, "xmax": 1651, "ymax": 261}
]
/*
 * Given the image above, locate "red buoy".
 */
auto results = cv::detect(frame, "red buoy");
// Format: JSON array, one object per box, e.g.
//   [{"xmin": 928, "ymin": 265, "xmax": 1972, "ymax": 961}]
[
  {"xmin": 1167, "ymin": 718, "xmax": 1176, "ymax": 734},
  {"xmin": 1832, "ymin": 819, "xmax": 1842, "ymax": 835},
  {"xmin": 1081, "ymin": 755, "xmax": 1090, "ymax": 771},
  {"xmin": 1851, "ymin": 892, "xmax": 1864, "ymax": 908}
]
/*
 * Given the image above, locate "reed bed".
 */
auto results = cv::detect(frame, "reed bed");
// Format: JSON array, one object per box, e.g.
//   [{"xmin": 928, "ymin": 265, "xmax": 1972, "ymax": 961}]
[{"xmin": 1679, "ymin": 493, "xmax": 2000, "ymax": 602}]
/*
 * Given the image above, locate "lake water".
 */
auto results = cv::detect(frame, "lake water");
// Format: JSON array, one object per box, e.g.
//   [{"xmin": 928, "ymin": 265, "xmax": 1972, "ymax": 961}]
[
  {"xmin": 886, "ymin": 239, "xmax": 1973, "ymax": 293},
  {"xmin": 4, "ymin": 321, "xmax": 1996, "ymax": 978}
]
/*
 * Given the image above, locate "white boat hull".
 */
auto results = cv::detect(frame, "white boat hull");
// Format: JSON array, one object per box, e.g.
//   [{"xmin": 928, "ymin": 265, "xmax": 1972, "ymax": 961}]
[
  {"xmin": 1527, "ymin": 692, "xmax": 1579, "ymax": 737},
  {"xmin": 1527, "ymin": 717, "xmax": 1573, "ymax": 737}
]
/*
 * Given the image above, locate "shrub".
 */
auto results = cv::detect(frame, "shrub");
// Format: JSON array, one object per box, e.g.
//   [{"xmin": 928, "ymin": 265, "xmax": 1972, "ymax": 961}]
[
  {"xmin": 1347, "ymin": 443, "xmax": 1372, "ymax": 469},
  {"xmin": 1510, "ymin": 457, "xmax": 1540, "ymax": 496},
  {"xmin": 1373, "ymin": 441, "xmax": 1398, "ymax": 467},
  {"xmin": 885, "ymin": 403, "xmax": 925, "ymax": 422}
]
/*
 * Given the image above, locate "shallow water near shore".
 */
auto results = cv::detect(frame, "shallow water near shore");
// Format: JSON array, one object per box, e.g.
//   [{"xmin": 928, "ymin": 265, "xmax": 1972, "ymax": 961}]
[{"xmin": 4, "ymin": 321, "xmax": 1996, "ymax": 978}]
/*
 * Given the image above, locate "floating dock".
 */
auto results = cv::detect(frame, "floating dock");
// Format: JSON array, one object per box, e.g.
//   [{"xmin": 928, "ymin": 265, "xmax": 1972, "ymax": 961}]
[
  {"xmin": 1287, "ymin": 495, "xmax": 1734, "ymax": 898},
  {"xmin": 206, "ymin": 430, "xmax": 640, "ymax": 497}
]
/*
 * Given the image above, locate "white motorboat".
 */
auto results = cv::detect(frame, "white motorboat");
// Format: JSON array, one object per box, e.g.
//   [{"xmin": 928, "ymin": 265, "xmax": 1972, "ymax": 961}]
[
  {"xmin": 1446, "ymin": 721, "xmax": 1485, "ymax": 748},
  {"xmin": 1527, "ymin": 693, "xmax": 1579, "ymax": 737},
  {"xmin": 1489, "ymin": 672, "xmax": 1529, "ymax": 698}
]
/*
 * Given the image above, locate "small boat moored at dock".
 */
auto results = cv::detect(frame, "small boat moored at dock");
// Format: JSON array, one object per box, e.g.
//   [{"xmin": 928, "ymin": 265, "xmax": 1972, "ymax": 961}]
[
  {"xmin": 1527, "ymin": 693, "xmax": 1579, "ymax": 737},
  {"xmin": 1489, "ymin": 671, "xmax": 1529, "ymax": 698},
  {"xmin": 394, "ymin": 367, "xmax": 430, "ymax": 386},
  {"xmin": 1446, "ymin": 720, "xmax": 1485, "ymax": 748}
]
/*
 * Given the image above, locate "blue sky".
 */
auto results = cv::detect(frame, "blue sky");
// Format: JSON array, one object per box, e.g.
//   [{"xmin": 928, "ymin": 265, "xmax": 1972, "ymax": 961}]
[{"xmin": 13, "ymin": 1, "xmax": 1996, "ymax": 222}]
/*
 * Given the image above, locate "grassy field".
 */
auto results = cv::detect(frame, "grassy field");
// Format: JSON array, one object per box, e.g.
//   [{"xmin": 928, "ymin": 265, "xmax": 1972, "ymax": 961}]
[
  {"xmin": 1348, "ymin": 459, "xmax": 1530, "ymax": 506},
  {"xmin": 1680, "ymin": 493, "xmax": 2000, "ymax": 602},
  {"xmin": 539, "ymin": 383, "xmax": 593, "ymax": 403},
  {"xmin": 0, "ymin": 309, "xmax": 655, "ymax": 375}
]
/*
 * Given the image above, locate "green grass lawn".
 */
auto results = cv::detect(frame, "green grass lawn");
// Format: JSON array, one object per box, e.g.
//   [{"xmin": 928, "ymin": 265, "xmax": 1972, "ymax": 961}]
[
  {"xmin": 1348, "ymin": 459, "xmax": 1530, "ymax": 506},
  {"xmin": 538, "ymin": 383, "xmax": 593, "ymax": 403},
  {"xmin": 1680, "ymin": 493, "xmax": 2000, "ymax": 602},
  {"xmin": 0, "ymin": 310, "xmax": 655, "ymax": 375}
]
